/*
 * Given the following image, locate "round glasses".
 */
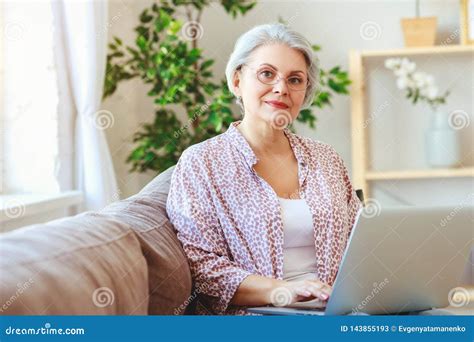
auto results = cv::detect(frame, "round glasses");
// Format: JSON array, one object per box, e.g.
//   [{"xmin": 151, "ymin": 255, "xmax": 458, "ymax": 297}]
[{"xmin": 241, "ymin": 64, "xmax": 309, "ymax": 92}]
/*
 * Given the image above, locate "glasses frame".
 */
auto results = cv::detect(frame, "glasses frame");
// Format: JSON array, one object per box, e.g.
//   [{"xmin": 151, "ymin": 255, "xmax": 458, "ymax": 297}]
[{"xmin": 240, "ymin": 63, "xmax": 310, "ymax": 92}]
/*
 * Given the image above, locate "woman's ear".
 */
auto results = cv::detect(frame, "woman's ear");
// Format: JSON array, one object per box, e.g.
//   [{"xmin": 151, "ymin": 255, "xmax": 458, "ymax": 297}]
[{"xmin": 232, "ymin": 71, "xmax": 242, "ymax": 97}]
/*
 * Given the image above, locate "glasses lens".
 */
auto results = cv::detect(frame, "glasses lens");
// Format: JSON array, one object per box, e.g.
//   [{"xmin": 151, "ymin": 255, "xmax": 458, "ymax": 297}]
[
  {"xmin": 287, "ymin": 76, "xmax": 308, "ymax": 91},
  {"xmin": 256, "ymin": 69, "xmax": 277, "ymax": 84},
  {"xmin": 256, "ymin": 68, "xmax": 308, "ymax": 91}
]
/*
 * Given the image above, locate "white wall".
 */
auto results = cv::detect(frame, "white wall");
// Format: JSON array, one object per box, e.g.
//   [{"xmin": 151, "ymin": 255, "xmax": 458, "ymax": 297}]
[{"xmin": 103, "ymin": 0, "xmax": 472, "ymax": 206}]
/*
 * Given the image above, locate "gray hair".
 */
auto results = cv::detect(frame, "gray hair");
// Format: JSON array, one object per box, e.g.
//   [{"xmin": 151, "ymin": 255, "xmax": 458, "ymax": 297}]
[{"xmin": 225, "ymin": 23, "xmax": 320, "ymax": 111}]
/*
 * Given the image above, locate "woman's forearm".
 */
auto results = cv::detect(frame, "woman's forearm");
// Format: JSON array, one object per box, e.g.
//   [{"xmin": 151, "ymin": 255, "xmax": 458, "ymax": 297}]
[{"xmin": 230, "ymin": 274, "xmax": 286, "ymax": 306}]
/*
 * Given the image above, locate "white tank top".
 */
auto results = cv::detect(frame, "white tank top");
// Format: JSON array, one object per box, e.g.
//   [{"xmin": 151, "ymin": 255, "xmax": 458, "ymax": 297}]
[{"xmin": 279, "ymin": 197, "xmax": 319, "ymax": 281}]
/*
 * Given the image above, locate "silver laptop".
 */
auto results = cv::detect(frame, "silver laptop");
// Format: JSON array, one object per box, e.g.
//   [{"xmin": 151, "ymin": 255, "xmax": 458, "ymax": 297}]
[{"xmin": 247, "ymin": 205, "xmax": 473, "ymax": 315}]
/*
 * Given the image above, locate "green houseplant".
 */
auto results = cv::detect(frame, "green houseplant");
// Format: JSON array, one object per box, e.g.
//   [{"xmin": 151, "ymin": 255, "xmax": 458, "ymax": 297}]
[{"xmin": 103, "ymin": 0, "xmax": 351, "ymax": 173}]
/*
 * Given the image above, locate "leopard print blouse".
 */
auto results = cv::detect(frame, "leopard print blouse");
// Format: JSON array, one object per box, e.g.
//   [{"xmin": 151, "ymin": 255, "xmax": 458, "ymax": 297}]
[{"xmin": 166, "ymin": 120, "xmax": 362, "ymax": 315}]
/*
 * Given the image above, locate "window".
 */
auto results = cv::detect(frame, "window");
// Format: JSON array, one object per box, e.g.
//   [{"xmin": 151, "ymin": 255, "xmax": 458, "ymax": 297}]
[{"xmin": 1, "ymin": 1, "xmax": 60, "ymax": 194}]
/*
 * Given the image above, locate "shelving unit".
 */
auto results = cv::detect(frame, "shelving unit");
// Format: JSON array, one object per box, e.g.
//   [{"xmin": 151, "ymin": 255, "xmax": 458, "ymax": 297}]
[
  {"xmin": 349, "ymin": 45, "xmax": 474, "ymax": 198},
  {"xmin": 366, "ymin": 167, "xmax": 474, "ymax": 181}
]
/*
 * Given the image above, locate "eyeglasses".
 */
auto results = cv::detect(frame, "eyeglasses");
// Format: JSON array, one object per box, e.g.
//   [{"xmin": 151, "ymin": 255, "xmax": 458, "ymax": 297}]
[{"xmin": 240, "ymin": 63, "xmax": 309, "ymax": 92}]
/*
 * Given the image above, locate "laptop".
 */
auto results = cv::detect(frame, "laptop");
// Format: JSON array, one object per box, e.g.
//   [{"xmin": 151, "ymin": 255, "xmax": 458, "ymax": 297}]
[{"xmin": 247, "ymin": 205, "xmax": 473, "ymax": 315}]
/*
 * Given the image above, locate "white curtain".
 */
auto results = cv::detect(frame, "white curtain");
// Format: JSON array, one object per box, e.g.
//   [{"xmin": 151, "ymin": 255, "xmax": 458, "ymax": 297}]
[{"xmin": 52, "ymin": 0, "xmax": 118, "ymax": 212}]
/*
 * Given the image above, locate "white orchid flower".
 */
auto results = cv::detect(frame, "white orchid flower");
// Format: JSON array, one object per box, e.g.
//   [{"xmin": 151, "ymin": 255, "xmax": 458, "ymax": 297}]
[
  {"xmin": 426, "ymin": 86, "xmax": 439, "ymax": 100},
  {"xmin": 384, "ymin": 58, "xmax": 401, "ymax": 70},
  {"xmin": 413, "ymin": 72, "xmax": 428, "ymax": 88},
  {"xmin": 384, "ymin": 56, "xmax": 448, "ymax": 108},
  {"xmin": 396, "ymin": 77, "xmax": 409, "ymax": 90},
  {"xmin": 400, "ymin": 58, "xmax": 416, "ymax": 73},
  {"xmin": 394, "ymin": 67, "xmax": 409, "ymax": 78}
]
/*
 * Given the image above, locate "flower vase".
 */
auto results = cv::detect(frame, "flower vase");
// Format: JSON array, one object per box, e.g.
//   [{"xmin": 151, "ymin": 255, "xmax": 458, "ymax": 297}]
[{"xmin": 425, "ymin": 107, "xmax": 460, "ymax": 168}]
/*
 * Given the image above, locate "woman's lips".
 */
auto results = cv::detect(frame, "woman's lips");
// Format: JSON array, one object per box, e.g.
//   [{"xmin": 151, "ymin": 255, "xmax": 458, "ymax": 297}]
[{"xmin": 265, "ymin": 101, "xmax": 289, "ymax": 109}]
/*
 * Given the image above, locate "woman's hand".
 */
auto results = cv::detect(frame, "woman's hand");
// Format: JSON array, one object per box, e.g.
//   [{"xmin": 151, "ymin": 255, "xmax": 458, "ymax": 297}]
[
  {"xmin": 269, "ymin": 279, "xmax": 333, "ymax": 306},
  {"xmin": 230, "ymin": 275, "xmax": 332, "ymax": 307}
]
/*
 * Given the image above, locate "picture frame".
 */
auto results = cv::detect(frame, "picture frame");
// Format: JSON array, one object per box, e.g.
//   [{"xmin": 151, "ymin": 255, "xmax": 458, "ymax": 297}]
[{"xmin": 460, "ymin": 0, "xmax": 474, "ymax": 44}]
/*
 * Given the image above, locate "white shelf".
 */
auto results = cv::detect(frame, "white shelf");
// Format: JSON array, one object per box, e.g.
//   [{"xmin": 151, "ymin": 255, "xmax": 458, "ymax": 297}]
[
  {"xmin": 358, "ymin": 44, "xmax": 474, "ymax": 58},
  {"xmin": 366, "ymin": 167, "xmax": 474, "ymax": 180}
]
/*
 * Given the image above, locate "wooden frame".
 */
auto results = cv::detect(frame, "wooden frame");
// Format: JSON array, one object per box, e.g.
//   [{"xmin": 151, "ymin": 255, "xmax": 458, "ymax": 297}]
[
  {"xmin": 0, "ymin": 2, "xmax": 4, "ymax": 194},
  {"xmin": 461, "ymin": 0, "xmax": 474, "ymax": 45},
  {"xmin": 349, "ymin": 45, "xmax": 474, "ymax": 199}
]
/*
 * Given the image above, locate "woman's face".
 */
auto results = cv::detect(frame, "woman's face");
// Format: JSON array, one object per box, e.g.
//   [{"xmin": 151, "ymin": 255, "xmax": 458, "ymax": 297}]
[{"xmin": 233, "ymin": 43, "xmax": 308, "ymax": 129}]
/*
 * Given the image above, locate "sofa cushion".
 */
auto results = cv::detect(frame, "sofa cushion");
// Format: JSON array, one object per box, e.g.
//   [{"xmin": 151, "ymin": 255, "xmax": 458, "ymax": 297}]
[
  {"xmin": 0, "ymin": 212, "xmax": 149, "ymax": 315},
  {"xmin": 102, "ymin": 166, "xmax": 193, "ymax": 315}
]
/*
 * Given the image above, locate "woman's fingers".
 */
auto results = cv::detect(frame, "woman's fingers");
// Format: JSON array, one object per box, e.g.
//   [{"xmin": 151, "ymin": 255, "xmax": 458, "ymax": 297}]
[
  {"xmin": 284, "ymin": 280, "xmax": 334, "ymax": 303},
  {"xmin": 294, "ymin": 287, "xmax": 312, "ymax": 297},
  {"xmin": 306, "ymin": 281, "xmax": 332, "ymax": 300},
  {"xmin": 295, "ymin": 286, "xmax": 328, "ymax": 301},
  {"xmin": 310, "ymin": 287, "xmax": 329, "ymax": 300},
  {"xmin": 321, "ymin": 284, "xmax": 332, "ymax": 296},
  {"xmin": 310, "ymin": 281, "xmax": 332, "ymax": 293}
]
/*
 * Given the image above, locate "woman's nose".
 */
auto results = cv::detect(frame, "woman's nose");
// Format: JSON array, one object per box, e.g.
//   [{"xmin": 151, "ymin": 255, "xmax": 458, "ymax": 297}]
[{"xmin": 272, "ymin": 77, "xmax": 289, "ymax": 95}]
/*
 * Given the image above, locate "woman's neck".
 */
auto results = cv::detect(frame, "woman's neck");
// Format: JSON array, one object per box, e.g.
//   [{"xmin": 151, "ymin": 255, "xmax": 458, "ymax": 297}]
[{"xmin": 236, "ymin": 117, "xmax": 290, "ymax": 156}]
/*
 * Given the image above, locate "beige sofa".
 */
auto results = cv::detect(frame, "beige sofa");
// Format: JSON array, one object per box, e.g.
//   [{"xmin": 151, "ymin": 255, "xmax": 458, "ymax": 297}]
[
  {"xmin": 0, "ymin": 166, "xmax": 472, "ymax": 315},
  {"xmin": 0, "ymin": 166, "xmax": 194, "ymax": 315}
]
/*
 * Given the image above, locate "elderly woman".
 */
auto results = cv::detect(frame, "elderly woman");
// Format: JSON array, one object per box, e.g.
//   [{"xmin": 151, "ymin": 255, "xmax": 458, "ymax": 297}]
[{"xmin": 166, "ymin": 23, "xmax": 361, "ymax": 315}]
